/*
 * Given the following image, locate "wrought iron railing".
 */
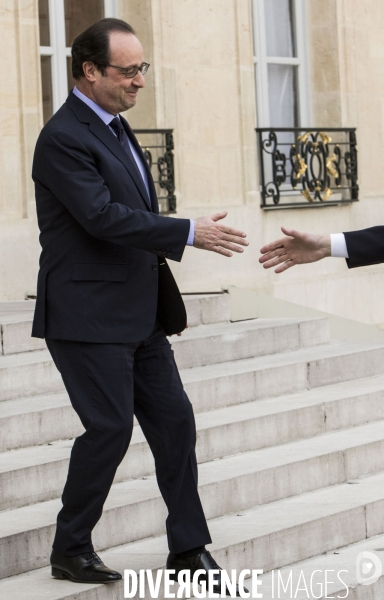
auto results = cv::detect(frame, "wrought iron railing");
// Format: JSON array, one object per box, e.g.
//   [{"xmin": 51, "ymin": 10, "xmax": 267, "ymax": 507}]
[
  {"xmin": 256, "ymin": 128, "xmax": 358, "ymax": 209},
  {"xmin": 133, "ymin": 129, "xmax": 176, "ymax": 214}
]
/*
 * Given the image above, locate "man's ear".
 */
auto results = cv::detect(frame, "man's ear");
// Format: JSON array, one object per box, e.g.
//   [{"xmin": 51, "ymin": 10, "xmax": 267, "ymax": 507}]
[{"xmin": 82, "ymin": 61, "xmax": 98, "ymax": 82}]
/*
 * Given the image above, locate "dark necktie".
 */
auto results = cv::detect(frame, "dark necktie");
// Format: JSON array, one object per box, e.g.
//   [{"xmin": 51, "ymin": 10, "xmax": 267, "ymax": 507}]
[
  {"xmin": 109, "ymin": 117, "xmax": 151, "ymax": 207},
  {"xmin": 109, "ymin": 116, "xmax": 132, "ymax": 155}
]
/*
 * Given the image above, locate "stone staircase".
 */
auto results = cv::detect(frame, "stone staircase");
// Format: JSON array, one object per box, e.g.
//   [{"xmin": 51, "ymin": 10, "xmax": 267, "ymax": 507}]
[{"xmin": 1, "ymin": 294, "xmax": 384, "ymax": 598}]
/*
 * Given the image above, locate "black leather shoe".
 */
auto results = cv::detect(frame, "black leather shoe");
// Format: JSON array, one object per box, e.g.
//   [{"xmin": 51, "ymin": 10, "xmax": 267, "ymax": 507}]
[
  {"xmin": 167, "ymin": 549, "xmax": 248, "ymax": 597},
  {"xmin": 50, "ymin": 549, "xmax": 122, "ymax": 584}
]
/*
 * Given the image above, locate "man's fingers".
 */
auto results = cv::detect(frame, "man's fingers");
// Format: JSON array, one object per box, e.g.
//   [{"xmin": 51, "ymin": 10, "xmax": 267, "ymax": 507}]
[
  {"xmin": 259, "ymin": 252, "xmax": 275, "ymax": 264},
  {"xmin": 259, "ymin": 247, "xmax": 287, "ymax": 263},
  {"xmin": 281, "ymin": 226, "xmax": 308, "ymax": 241},
  {"xmin": 211, "ymin": 245, "xmax": 233, "ymax": 257},
  {"xmin": 219, "ymin": 233, "xmax": 249, "ymax": 247},
  {"xmin": 211, "ymin": 235, "xmax": 248, "ymax": 253},
  {"xmin": 193, "ymin": 215, "xmax": 248, "ymax": 256},
  {"xmin": 275, "ymin": 259, "xmax": 294, "ymax": 274},
  {"xmin": 210, "ymin": 211, "xmax": 228, "ymax": 222},
  {"xmin": 219, "ymin": 225, "xmax": 248, "ymax": 239},
  {"xmin": 260, "ymin": 238, "xmax": 286, "ymax": 255},
  {"xmin": 223, "ymin": 243, "xmax": 245, "ymax": 253},
  {"xmin": 262, "ymin": 253, "xmax": 292, "ymax": 269},
  {"xmin": 260, "ymin": 227, "xmax": 304, "ymax": 255},
  {"xmin": 281, "ymin": 225, "xmax": 301, "ymax": 237}
]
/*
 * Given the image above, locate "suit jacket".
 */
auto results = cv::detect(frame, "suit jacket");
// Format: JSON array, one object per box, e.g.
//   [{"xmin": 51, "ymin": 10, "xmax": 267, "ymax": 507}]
[
  {"xmin": 344, "ymin": 226, "xmax": 384, "ymax": 269},
  {"xmin": 31, "ymin": 91, "xmax": 190, "ymax": 342}
]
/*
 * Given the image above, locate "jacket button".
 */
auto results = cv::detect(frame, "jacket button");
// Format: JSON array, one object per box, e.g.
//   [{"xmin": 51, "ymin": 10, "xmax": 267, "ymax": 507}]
[{"xmin": 152, "ymin": 263, "xmax": 158, "ymax": 271}]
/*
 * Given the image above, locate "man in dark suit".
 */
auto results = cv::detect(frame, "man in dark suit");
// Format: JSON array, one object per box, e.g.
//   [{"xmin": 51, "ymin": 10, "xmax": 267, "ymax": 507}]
[
  {"xmin": 259, "ymin": 226, "xmax": 384, "ymax": 271},
  {"xmin": 32, "ymin": 18, "xmax": 248, "ymax": 590}
]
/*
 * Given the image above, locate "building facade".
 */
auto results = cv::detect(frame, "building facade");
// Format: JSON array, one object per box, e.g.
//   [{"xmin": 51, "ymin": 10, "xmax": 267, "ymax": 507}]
[{"xmin": 1, "ymin": 0, "xmax": 384, "ymax": 326}]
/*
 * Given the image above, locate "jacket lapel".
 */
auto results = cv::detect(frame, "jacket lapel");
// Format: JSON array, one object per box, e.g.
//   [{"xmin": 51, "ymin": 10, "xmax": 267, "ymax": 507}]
[
  {"xmin": 120, "ymin": 116, "xmax": 159, "ymax": 215},
  {"xmin": 66, "ymin": 92, "xmax": 151, "ymax": 211},
  {"xmin": 89, "ymin": 115, "xmax": 153, "ymax": 211}
]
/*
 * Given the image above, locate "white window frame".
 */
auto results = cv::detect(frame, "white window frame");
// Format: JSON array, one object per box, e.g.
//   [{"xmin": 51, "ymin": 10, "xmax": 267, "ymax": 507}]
[
  {"xmin": 252, "ymin": 0, "xmax": 311, "ymax": 128},
  {"xmin": 39, "ymin": 0, "xmax": 118, "ymax": 114}
]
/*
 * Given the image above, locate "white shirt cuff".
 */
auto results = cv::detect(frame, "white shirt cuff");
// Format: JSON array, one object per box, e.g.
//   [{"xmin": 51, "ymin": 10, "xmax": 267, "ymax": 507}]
[
  {"xmin": 330, "ymin": 233, "xmax": 349, "ymax": 258},
  {"xmin": 186, "ymin": 220, "xmax": 195, "ymax": 246}
]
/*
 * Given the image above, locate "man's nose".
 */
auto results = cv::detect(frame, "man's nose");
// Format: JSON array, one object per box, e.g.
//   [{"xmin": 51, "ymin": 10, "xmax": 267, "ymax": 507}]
[{"xmin": 132, "ymin": 71, "xmax": 145, "ymax": 88}]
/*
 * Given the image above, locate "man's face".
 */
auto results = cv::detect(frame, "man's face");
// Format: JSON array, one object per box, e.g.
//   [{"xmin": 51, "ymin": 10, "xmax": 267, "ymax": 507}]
[{"xmin": 91, "ymin": 31, "xmax": 145, "ymax": 114}]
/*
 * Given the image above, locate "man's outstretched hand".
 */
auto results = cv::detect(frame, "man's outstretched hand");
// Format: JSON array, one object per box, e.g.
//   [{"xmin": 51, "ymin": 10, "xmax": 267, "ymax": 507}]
[
  {"xmin": 259, "ymin": 226, "xmax": 331, "ymax": 273},
  {"xmin": 194, "ymin": 211, "xmax": 248, "ymax": 257}
]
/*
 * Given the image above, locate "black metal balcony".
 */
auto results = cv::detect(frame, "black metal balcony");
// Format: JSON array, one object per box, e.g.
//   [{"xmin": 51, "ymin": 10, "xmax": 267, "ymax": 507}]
[
  {"xmin": 256, "ymin": 128, "xmax": 359, "ymax": 209},
  {"xmin": 133, "ymin": 129, "xmax": 176, "ymax": 214}
]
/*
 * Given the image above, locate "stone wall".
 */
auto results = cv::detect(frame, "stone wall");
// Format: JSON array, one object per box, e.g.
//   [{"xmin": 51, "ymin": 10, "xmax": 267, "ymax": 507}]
[{"xmin": 0, "ymin": 0, "xmax": 42, "ymax": 299}]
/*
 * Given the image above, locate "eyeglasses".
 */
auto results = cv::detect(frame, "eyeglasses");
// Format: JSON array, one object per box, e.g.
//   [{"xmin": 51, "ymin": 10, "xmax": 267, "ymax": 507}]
[{"xmin": 103, "ymin": 62, "xmax": 150, "ymax": 78}]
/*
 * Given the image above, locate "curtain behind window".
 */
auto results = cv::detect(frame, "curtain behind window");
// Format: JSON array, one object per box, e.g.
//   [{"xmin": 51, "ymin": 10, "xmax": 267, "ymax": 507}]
[{"xmin": 264, "ymin": 0, "xmax": 298, "ymax": 128}]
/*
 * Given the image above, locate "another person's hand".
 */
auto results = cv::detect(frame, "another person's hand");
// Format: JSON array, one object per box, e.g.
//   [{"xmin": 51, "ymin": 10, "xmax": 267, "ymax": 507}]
[
  {"xmin": 259, "ymin": 226, "xmax": 331, "ymax": 273},
  {"xmin": 194, "ymin": 211, "xmax": 248, "ymax": 257}
]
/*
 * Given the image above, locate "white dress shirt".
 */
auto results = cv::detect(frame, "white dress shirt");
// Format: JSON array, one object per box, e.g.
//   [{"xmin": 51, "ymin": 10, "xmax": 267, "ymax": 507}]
[{"xmin": 330, "ymin": 233, "xmax": 349, "ymax": 258}]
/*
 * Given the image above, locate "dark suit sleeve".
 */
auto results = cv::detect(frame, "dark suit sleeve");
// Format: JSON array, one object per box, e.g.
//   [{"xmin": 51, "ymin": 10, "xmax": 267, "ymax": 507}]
[
  {"xmin": 33, "ymin": 129, "xmax": 190, "ymax": 261},
  {"xmin": 344, "ymin": 226, "xmax": 384, "ymax": 268}
]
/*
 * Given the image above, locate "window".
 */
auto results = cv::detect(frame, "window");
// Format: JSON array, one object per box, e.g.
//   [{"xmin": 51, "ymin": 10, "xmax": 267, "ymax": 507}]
[
  {"xmin": 252, "ymin": 0, "xmax": 311, "ymax": 128},
  {"xmin": 38, "ymin": 0, "xmax": 117, "ymax": 124}
]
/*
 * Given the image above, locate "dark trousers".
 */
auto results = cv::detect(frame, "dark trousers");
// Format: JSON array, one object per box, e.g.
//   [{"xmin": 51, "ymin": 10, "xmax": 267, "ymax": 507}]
[{"xmin": 46, "ymin": 323, "xmax": 211, "ymax": 556}]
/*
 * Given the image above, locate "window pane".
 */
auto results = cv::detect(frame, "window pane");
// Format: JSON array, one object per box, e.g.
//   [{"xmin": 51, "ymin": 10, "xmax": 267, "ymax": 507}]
[
  {"xmin": 67, "ymin": 57, "xmax": 77, "ymax": 93},
  {"xmin": 40, "ymin": 56, "xmax": 53, "ymax": 124},
  {"xmin": 64, "ymin": 0, "xmax": 104, "ymax": 47},
  {"xmin": 38, "ymin": 0, "xmax": 50, "ymax": 46},
  {"xmin": 264, "ymin": 0, "xmax": 295, "ymax": 57},
  {"xmin": 268, "ymin": 64, "xmax": 298, "ymax": 127}
]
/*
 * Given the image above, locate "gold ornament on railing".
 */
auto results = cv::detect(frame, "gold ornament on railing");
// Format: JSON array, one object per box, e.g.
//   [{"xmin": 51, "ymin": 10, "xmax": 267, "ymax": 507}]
[
  {"xmin": 300, "ymin": 187, "xmax": 333, "ymax": 202},
  {"xmin": 319, "ymin": 132, "xmax": 332, "ymax": 145},
  {"xmin": 297, "ymin": 131, "xmax": 310, "ymax": 144},
  {"xmin": 326, "ymin": 153, "xmax": 338, "ymax": 178},
  {"xmin": 294, "ymin": 154, "xmax": 307, "ymax": 179},
  {"xmin": 323, "ymin": 188, "xmax": 333, "ymax": 201},
  {"xmin": 301, "ymin": 189, "xmax": 314, "ymax": 202},
  {"xmin": 297, "ymin": 131, "xmax": 332, "ymax": 145}
]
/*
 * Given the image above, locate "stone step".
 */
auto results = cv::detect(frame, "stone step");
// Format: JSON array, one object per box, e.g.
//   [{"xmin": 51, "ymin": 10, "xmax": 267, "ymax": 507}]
[
  {"xmin": 0, "ymin": 392, "xmax": 81, "ymax": 453},
  {"xmin": 0, "ymin": 340, "xmax": 317, "ymax": 451},
  {"xmin": 4, "ymin": 375, "xmax": 384, "ymax": 510},
  {"xmin": 0, "ymin": 313, "xmax": 46, "ymax": 355},
  {"xmin": 0, "ymin": 350, "xmax": 64, "ymax": 403},
  {"xmin": 256, "ymin": 533, "xmax": 384, "ymax": 600},
  {"xmin": 196, "ymin": 533, "xmax": 384, "ymax": 599},
  {"xmin": 183, "ymin": 336, "xmax": 384, "ymax": 385},
  {"xmin": 3, "ymin": 337, "xmax": 384, "ymax": 451},
  {"xmin": 3, "ymin": 467, "xmax": 384, "ymax": 596},
  {"xmin": 182, "ymin": 293, "xmax": 231, "ymax": 327},
  {"xmin": 0, "ymin": 317, "xmax": 330, "ymax": 402},
  {"xmin": 173, "ymin": 316, "xmax": 329, "ymax": 370},
  {"xmin": 2, "ymin": 537, "xmax": 383, "ymax": 600},
  {"xmin": 3, "ymin": 420, "xmax": 384, "ymax": 578},
  {"xmin": 0, "ymin": 294, "xmax": 231, "ymax": 355}
]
